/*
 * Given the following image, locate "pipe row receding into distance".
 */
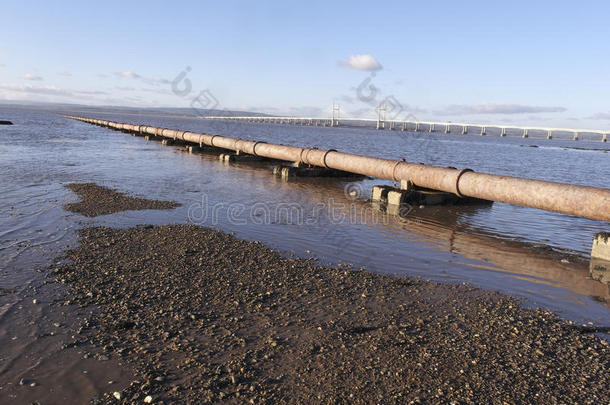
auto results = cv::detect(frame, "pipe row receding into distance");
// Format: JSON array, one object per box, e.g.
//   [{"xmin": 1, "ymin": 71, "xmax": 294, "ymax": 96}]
[{"xmin": 63, "ymin": 115, "xmax": 610, "ymax": 222}]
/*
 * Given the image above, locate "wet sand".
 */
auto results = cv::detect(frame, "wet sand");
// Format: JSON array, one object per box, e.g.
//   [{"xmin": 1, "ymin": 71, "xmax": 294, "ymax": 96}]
[
  {"xmin": 51, "ymin": 224, "xmax": 609, "ymax": 404},
  {"xmin": 64, "ymin": 183, "xmax": 181, "ymax": 217}
]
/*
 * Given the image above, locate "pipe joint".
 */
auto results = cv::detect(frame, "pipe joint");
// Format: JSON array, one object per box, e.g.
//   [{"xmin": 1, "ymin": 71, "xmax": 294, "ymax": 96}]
[{"xmin": 453, "ymin": 168, "xmax": 474, "ymax": 197}]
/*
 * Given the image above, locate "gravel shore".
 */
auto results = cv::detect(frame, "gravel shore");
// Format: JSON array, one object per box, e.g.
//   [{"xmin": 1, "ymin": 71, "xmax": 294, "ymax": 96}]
[
  {"xmin": 53, "ymin": 224, "xmax": 609, "ymax": 404},
  {"xmin": 64, "ymin": 183, "xmax": 180, "ymax": 217}
]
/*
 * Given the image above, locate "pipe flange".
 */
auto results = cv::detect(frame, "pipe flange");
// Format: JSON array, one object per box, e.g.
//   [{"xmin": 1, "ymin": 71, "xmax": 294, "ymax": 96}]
[
  {"xmin": 305, "ymin": 148, "xmax": 313, "ymax": 165},
  {"xmin": 306, "ymin": 147, "xmax": 320, "ymax": 166},
  {"xmin": 391, "ymin": 159, "xmax": 406, "ymax": 182},
  {"xmin": 322, "ymin": 149, "xmax": 337, "ymax": 169},
  {"xmin": 252, "ymin": 141, "xmax": 266, "ymax": 156},
  {"xmin": 454, "ymin": 168, "xmax": 473, "ymax": 197},
  {"xmin": 210, "ymin": 135, "xmax": 219, "ymax": 148},
  {"xmin": 181, "ymin": 131, "xmax": 188, "ymax": 141},
  {"xmin": 298, "ymin": 148, "xmax": 307, "ymax": 165}
]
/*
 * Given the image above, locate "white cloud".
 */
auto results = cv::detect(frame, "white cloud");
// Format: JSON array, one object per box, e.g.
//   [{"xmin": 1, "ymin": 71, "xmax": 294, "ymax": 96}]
[
  {"xmin": 111, "ymin": 71, "xmax": 171, "ymax": 88},
  {"xmin": 0, "ymin": 63, "xmax": 5, "ymax": 68},
  {"xmin": 23, "ymin": 73, "xmax": 43, "ymax": 81},
  {"xmin": 589, "ymin": 112, "xmax": 610, "ymax": 120},
  {"xmin": 339, "ymin": 54, "xmax": 382, "ymax": 71},
  {"xmin": 0, "ymin": 83, "xmax": 108, "ymax": 97},
  {"xmin": 0, "ymin": 84, "xmax": 69, "ymax": 96},
  {"xmin": 116, "ymin": 86, "xmax": 136, "ymax": 91},
  {"xmin": 140, "ymin": 87, "xmax": 172, "ymax": 95},
  {"xmin": 436, "ymin": 103, "xmax": 567, "ymax": 115},
  {"xmin": 151, "ymin": 76, "xmax": 171, "ymax": 85},
  {"xmin": 113, "ymin": 71, "xmax": 141, "ymax": 79},
  {"xmin": 77, "ymin": 89, "xmax": 108, "ymax": 95},
  {"xmin": 58, "ymin": 71, "xmax": 72, "ymax": 77}
]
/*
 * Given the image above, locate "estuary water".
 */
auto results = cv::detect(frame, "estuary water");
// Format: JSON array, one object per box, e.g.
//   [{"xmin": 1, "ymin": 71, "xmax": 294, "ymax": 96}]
[{"xmin": 0, "ymin": 104, "xmax": 608, "ymax": 401}]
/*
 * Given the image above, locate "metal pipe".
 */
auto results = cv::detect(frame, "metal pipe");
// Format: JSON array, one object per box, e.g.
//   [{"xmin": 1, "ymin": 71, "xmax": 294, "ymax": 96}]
[{"xmin": 64, "ymin": 115, "xmax": 610, "ymax": 222}]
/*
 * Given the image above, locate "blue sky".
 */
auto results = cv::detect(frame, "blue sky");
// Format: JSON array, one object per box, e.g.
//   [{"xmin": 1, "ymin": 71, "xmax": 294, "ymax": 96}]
[{"xmin": 1, "ymin": 0, "xmax": 609, "ymax": 128}]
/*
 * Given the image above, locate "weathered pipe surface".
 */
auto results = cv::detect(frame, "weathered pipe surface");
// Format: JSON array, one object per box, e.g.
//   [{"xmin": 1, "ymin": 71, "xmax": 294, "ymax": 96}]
[
  {"xmin": 0, "ymin": 120, "xmax": 13, "ymax": 125},
  {"xmin": 63, "ymin": 115, "xmax": 610, "ymax": 222}
]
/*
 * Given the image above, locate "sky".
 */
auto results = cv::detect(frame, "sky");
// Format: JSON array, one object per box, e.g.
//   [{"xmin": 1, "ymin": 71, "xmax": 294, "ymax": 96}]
[{"xmin": 1, "ymin": 0, "xmax": 610, "ymax": 129}]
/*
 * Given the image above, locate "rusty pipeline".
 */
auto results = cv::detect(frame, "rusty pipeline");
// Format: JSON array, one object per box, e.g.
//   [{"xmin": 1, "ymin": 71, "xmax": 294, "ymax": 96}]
[{"xmin": 63, "ymin": 115, "xmax": 610, "ymax": 222}]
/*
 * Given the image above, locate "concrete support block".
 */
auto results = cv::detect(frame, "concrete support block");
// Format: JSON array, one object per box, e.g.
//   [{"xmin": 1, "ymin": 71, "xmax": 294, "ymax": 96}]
[
  {"xmin": 273, "ymin": 164, "xmax": 362, "ymax": 178},
  {"xmin": 371, "ymin": 185, "xmax": 394, "ymax": 203},
  {"xmin": 390, "ymin": 189, "xmax": 457, "ymax": 206},
  {"xmin": 187, "ymin": 145, "xmax": 200, "ymax": 153},
  {"xmin": 400, "ymin": 180, "xmax": 413, "ymax": 190},
  {"xmin": 271, "ymin": 165, "xmax": 298, "ymax": 178},
  {"xmin": 387, "ymin": 190, "xmax": 406, "ymax": 206},
  {"xmin": 373, "ymin": 184, "xmax": 493, "ymax": 207},
  {"xmin": 219, "ymin": 153, "xmax": 266, "ymax": 163},
  {"xmin": 161, "ymin": 139, "xmax": 173, "ymax": 146},
  {"xmin": 590, "ymin": 233, "xmax": 610, "ymax": 284},
  {"xmin": 592, "ymin": 232, "xmax": 610, "ymax": 261}
]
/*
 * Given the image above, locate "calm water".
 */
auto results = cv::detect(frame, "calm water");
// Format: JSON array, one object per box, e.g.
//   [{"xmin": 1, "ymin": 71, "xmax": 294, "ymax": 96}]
[
  {"xmin": 2, "ymin": 104, "xmax": 609, "ymax": 311},
  {"xmin": 0, "ymin": 104, "xmax": 609, "ymax": 401}
]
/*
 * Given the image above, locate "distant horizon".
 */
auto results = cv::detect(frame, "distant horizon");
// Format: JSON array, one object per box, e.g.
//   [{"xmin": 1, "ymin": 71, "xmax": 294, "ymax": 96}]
[{"xmin": 2, "ymin": 99, "xmax": 610, "ymax": 133}]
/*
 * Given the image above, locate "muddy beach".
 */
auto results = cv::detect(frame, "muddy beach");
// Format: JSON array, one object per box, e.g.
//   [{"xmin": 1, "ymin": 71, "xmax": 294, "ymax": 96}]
[
  {"xmin": 64, "ymin": 183, "xmax": 181, "ymax": 217},
  {"xmin": 1, "ymin": 126, "xmax": 608, "ymax": 404},
  {"xmin": 48, "ymin": 222, "xmax": 609, "ymax": 404}
]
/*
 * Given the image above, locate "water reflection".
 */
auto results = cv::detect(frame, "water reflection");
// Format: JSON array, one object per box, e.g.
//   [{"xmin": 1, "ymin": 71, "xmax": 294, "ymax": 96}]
[{"xmin": 264, "ymin": 174, "xmax": 609, "ymax": 308}]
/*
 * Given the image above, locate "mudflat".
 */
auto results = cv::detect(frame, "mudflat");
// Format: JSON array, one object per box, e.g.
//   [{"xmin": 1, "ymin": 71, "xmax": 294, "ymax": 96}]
[
  {"xmin": 64, "ymin": 183, "xmax": 180, "ymax": 217},
  {"xmin": 52, "ymin": 224, "xmax": 609, "ymax": 404}
]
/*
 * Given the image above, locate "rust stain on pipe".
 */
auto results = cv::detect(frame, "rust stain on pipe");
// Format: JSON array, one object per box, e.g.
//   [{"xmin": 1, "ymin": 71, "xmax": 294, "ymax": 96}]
[{"xmin": 63, "ymin": 116, "xmax": 610, "ymax": 222}]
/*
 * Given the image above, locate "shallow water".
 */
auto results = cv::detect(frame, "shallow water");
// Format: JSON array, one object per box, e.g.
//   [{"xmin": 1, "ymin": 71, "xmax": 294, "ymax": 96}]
[{"xmin": 0, "ymin": 104, "xmax": 609, "ymax": 401}]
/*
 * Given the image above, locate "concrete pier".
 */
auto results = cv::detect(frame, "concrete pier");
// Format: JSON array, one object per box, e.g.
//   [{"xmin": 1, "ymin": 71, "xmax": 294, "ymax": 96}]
[
  {"xmin": 590, "ymin": 232, "xmax": 610, "ymax": 284},
  {"xmin": 219, "ymin": 152, "xmax": 266, "ymax": 163},
  {"xmin": 592, "ymin": 232, "xmax": 610, "ymax": 261},
  {"xmin": 187, "ymin": 145, "xmax": 201, "ymax": 153},
  {"xmin": 372, "ymin": 181, "xmax": 493, "ymax": 208},
  {"xmin": 273, "ymin": 164, "xmax": 363, "ymax": 179},
  {"xmin": 371, "ymin": 185, "xmax": 395, "ymax": 203}
]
